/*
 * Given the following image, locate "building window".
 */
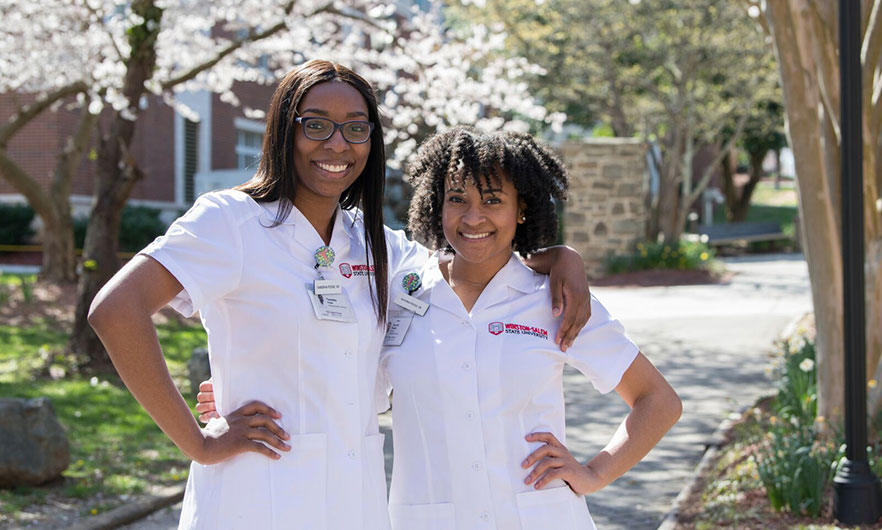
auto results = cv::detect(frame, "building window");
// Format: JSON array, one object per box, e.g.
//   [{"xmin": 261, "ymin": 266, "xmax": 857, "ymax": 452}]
[
  {"xmin": 235, "ymin": 126, "xmax": 263, "ymax": 170},
  {"xmin": 184, "ymin": 119, "xmax": 199, "ymax": 203}
]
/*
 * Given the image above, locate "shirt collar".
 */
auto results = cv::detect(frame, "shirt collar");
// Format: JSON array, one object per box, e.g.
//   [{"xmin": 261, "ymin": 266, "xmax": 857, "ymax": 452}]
[
  {"xmin": 260, "ymin": 200, "xmax": 359, "ymax": 256},
  {"xmin": 424, "ymin": 251, "xmax": 541, "ymax": 317}
]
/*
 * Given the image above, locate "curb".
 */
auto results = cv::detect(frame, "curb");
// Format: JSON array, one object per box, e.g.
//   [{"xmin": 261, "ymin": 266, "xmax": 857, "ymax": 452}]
[
  {"xmin": 656, "ymin": 410, "xmax": 743, "ymax": 530},
  {"xmin": 68, "ymin": 484, "xmax": 185, "ymax": 530},
  {"xmin": 656, "ymin": 311, "xmax": 809, "ymax": 529}
]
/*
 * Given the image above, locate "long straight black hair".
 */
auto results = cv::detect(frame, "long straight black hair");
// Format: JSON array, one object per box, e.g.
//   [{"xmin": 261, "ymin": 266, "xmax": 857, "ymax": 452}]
[{"xmin": 236, "ymin": 59, "xmax": 389, "ymax": 322}]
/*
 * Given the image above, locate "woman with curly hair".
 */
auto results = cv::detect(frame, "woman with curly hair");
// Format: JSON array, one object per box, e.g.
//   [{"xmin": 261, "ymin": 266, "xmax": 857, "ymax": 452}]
[{"xmin": 376, "ymin": 127, "xmax": 682, "ymax": 529}]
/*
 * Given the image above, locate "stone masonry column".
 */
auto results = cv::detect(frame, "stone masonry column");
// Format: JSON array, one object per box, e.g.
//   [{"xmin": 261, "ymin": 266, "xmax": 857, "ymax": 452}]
[{"xmin": 560, "ymin": 138, "xmax": 648, "ymax": 278}]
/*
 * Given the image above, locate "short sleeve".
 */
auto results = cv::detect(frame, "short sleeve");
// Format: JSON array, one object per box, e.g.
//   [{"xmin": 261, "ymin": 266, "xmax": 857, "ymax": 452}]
[
  {"xmin": 565, "ymin": 294, "xmax": 640, "ymax": 394},
  {"xmin": 140, "ymin": 193, "xmax": 243, "ymax": 317},
  {"xmin": 385, "ymin": 226, "xmax": 429, "ymax": 278}
]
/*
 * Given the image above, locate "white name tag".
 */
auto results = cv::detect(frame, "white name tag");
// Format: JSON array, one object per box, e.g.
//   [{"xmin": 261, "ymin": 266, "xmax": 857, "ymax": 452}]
[
  {"xmin": 314, "ymin": 279, "xmax": 342, "ymax": 295},
  {"xmin": 392, "ymin": 292, "xmax": 429, "ymax": 316},
  {"xmin": 306, "ymin": 284, "xmax": 356, "ymax": 322},
  {"xmin": 383, "ymin": 314, "xmax": 414, "ymax": 346}
]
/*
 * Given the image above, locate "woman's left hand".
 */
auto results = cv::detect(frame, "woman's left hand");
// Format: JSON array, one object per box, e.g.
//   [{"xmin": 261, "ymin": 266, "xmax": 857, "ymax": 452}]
[{"xmin": 522, "ymin": 432, "xmax": 604, "ymax": 496}]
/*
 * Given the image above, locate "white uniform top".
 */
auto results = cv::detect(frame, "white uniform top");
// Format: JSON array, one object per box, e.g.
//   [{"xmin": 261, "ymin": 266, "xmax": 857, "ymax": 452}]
[
  {"xmin": 142, "ymin": 190, "xmax": 426, "ymax": 530},
  {"xmin": 379, "ymin": 253, "xmax": 639, "ymax": 530}
]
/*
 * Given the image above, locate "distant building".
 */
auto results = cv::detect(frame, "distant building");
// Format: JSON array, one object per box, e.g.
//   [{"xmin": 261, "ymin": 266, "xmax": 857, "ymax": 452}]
[{"xmin": 0, "ymin": 80, "xmax": 275, "ymax": 224}]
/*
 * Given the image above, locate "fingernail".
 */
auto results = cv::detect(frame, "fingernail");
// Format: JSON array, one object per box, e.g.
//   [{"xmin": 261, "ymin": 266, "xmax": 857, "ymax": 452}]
[
  {"xmin": 283, "ymin": 432, "xmax": 290, "ymax": 440},
  {"xmin": 524, "ymin": 477, "xmax": 530, "ymax": 484},
  {"xmin": 283, "ymin": 443, "xmax": 291, "ymax": 450},
  {"xmin": 552, "ymin": 307, "xmax": 561, "ymax": 316},
  {"xmin": 522, "ymin": 460, "xmax": 528, "ymax": 468}
]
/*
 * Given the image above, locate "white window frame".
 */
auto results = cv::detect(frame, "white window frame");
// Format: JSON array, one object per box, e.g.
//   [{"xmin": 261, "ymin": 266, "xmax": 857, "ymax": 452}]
[{"xmin": 234, "ymin": 117, "xmax": 265, "ymax": 170}]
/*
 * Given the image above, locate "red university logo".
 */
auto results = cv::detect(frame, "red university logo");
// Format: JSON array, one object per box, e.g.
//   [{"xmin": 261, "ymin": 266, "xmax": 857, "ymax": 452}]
[
  {"xmin": 488, "ymin": 322, "xmax": 504, "ymax": 335},
  {"xmin": 338, "ymin": 263, "xmax": 353, "ymax": 278}
]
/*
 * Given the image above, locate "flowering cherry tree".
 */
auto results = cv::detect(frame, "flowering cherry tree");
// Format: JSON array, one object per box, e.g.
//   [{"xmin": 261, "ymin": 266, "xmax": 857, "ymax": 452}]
[{"xmin": 0, "ymin": 0, "xmax": 558, "ymax": 367}]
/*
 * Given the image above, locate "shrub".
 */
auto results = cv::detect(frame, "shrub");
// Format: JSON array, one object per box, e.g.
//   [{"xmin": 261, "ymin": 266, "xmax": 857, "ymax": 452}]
[
  {"xmin": 73, "ymin": 205, "xmax": 167, "ymax": 253},
  {"xmin": 0, "ymin": 204, "xmax": 35, "ymax": 245},
  {"xmin": 606, "ymin": 239, "xmax": 715, "ymax": 274},
  {"xmin": 755, "ymin": 425, "xmax": 840, "ymax": 517},
  {"xmin": 752, "ymin": 328, "xmax": 841, "ymax": 517}
]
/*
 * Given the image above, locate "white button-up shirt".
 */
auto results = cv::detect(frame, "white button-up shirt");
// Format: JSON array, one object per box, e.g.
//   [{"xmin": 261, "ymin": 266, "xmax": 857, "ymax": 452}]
[
  {"xmin": 143, "ymin": 190, "xmax": 425, "ymax": 530},
  {"xmin": 379, "ymin": 253, "xmax": 639, "ymax": 530}
]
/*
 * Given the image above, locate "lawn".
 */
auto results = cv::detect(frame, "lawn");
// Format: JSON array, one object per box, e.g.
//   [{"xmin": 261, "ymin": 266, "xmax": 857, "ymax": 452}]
[
  {"xmin": 0, "ymin": 273, "xmax": 205, "ymax": 525},
  {"xmin": 712, "ymin": 180, "xmax": 800, "ymax": 242}
]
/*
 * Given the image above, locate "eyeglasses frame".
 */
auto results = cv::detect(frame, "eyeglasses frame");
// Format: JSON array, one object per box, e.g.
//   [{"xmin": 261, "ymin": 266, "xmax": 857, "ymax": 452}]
[{"xmin": 294, "ymin": 116, "xmax": 375, "ymax": 144}]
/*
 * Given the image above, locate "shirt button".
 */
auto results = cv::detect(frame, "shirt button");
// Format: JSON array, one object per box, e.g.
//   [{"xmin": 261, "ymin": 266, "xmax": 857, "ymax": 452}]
[
  {"xmin": 471, "ymin": 462, "xmax": 482, "ymax": 471},
  {"xmin": 347, "ymin": 450, "xmax": 356, "ymax": 459},
  {"xmin": 344, "ymin": 351, "xmax": 353, "ymax": 358},
  {"xmin": 461, "ymin": 321, "xmax": 470, "ymax": 328},
  {"xmin": 461, "ymin": 362, "xmax": 472, "ymax": 370},
  {"xmin": 465, "ymin": 410, "xmax": 475, "ymax": 420},
  {"xmin": 480, "ymin": 512, "xmax": 490, "ymax": 522}
]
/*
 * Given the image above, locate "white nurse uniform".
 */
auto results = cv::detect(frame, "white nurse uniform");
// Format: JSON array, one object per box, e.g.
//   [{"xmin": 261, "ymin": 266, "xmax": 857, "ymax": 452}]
[
  {"xmin": 143, "ymin": 190, "xmax": 426, "ymax": 530},
  {"xmin": 379, "ymin": 253, "xmax": 639, "ymax": 530}
]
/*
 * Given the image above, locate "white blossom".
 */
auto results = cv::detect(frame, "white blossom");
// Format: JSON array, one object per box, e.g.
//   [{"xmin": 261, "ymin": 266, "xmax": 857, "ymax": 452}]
[{"xmin": 0, "ymin": 0, "xmax": 555, "ymax": 166}]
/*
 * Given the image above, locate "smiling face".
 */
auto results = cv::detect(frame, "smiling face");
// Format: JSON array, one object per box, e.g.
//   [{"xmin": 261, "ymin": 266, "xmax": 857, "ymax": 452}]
[
  {"xmin": 292, "ymin": 81, "xmax": 372, "ymax": 209},
  {"xmin": 441, "ymin": 171, "xmax": 525, "ymax": 268}
]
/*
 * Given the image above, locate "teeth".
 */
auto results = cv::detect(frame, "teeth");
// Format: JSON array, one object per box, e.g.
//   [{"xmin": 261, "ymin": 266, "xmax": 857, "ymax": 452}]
[
  {"xmin": 461, "ymin": 232, "xmax": 490, "ymax": 239},
  {"xmin": 316, "ymin": 162, "xmax": 348, "ymax": 173}
]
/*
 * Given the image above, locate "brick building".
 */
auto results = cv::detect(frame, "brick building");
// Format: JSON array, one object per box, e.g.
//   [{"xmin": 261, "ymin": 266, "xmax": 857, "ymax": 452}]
[{"xmin": 0, "ymin": 81, "xmax": 276, "ymax": 223}]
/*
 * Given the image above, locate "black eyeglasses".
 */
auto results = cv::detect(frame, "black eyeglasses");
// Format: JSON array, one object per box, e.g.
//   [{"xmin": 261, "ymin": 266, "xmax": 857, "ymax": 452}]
[{"xmin": 294, "ymin": 117, "xmax": 375, "ymax": 144}]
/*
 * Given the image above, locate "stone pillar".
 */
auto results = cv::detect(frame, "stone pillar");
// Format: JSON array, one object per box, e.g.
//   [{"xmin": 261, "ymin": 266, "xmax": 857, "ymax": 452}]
[{"xmin": 560, "ymin": 138, "xmax": 648, "ymax": 278}]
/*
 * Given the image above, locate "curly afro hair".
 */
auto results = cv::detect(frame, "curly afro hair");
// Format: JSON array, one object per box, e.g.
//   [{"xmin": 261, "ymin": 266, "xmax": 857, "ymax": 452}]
[{"xmin": 406, "ymin": 126, "xmax": 569, "ymax": 255}]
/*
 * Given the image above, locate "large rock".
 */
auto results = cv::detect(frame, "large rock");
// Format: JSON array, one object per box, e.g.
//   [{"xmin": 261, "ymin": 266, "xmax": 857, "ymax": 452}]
[
  {"xmin": 0, "ymin": 397, "xmax": 70, "ymax": 486},
  {"xmin": 188, "ymin": 347, "xmax": 211, "ymax": 396}
]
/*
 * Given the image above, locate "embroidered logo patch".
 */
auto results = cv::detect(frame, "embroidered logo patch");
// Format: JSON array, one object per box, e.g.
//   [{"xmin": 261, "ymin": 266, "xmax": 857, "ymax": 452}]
[
  {"xmin": 488, "ymin": 322, "xmax": 549, "ymax": 340},
  {"xmin": 338, "ymin": 263, "xmax": 374, "ymax": 278}
]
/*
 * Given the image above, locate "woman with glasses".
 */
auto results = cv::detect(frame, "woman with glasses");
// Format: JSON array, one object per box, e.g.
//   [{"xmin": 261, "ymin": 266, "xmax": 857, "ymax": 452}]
[{"xmin": 88, "ymin": 60, "xmax": 591, "ymax": 530}]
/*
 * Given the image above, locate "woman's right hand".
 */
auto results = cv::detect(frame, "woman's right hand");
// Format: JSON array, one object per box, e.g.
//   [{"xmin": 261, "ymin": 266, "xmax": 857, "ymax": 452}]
[{"xmin": 195, "ymin": 400, "xmax": 291, "ymax": 465}]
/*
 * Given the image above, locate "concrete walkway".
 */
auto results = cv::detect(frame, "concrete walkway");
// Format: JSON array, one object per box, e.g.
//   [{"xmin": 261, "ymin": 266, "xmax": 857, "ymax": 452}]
[{"xmin": 124, "ymin": 253, "xmax": 812, "ymax": 529}]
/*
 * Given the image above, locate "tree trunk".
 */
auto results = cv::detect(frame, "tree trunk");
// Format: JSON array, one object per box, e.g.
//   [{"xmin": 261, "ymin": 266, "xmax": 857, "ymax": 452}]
[
  {"xmin": 69, "ymin": 0, "xmax": 159, "ymax": 370},
  {"xmin": 40, "ymin": 213, "xmax": 76, "ymax": 283},
  {"xmin": 726, "ymin": 150, "xmax": 766, "ymax": 223},
  {"xmin": 773, "ymin": 148, "xmax": 782, "ymax": 189},
  {"xmin": 721, "ymin": 150, "xmax": 738, "ymax": 222},
  {"xmin": 763, "ymin": 0, "xmax": 882, "ymax": 425}
]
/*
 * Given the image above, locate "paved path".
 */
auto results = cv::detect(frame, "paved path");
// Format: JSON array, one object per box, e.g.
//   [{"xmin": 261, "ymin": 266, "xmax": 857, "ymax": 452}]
[{"xmin": 124, "ymin": 254, "xmax": 812, "ymax": 529}]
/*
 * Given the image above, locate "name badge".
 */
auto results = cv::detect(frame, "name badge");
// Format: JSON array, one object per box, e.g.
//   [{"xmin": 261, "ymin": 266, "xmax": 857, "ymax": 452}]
[
  {"xmin": 383, "ymin": 313, "xmax": 414, "ymax": 346},
  {"xmin": 306, "ymin": 284, "xmax": 356, "ymax": 322},
  {"xmin": 392, "ymin": 292, "xmax": 429, "ymax": 316},
  {"xmin": 314, "ymin": 279, "xmax": 342, "ymax": 295}
]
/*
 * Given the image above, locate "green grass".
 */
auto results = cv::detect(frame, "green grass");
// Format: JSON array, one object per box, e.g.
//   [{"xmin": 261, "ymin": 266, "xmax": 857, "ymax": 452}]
[
  {"xmin": 0, "ymin": 311, "xmax": 205, "ymax": 520},
  {"xmin": 0, "ymin": 273, "xmax": 37, "ymax": 305}
]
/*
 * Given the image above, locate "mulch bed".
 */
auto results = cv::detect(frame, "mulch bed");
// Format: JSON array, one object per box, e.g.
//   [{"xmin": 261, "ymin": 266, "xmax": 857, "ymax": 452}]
[{"xmin": 591, "ymin": 268, "xmax": 731, "ymax": 288}]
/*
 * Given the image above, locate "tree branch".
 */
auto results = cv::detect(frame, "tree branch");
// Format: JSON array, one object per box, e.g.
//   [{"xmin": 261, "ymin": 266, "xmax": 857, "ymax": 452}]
[
  {"xmin": 160, "ymin": 1, "xmax": 296, "ymax": 91},
  {"xmin": 0, "ymin": 81, "xmax": 89, "ymax": 146},
  {"xmin": 54, "ymin": 108, "xmax": 99, "ymax": 201},
  {"xmin": 0, "ymin": 149, "xmax": 53, "ymax": 217},
  {"xmin": 82, "ymin": 0, "xmax": 126, "ymax": 64},
  {"xmin": 686, "ymin": 109, "xmax": 750, "ymax": 207}
]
